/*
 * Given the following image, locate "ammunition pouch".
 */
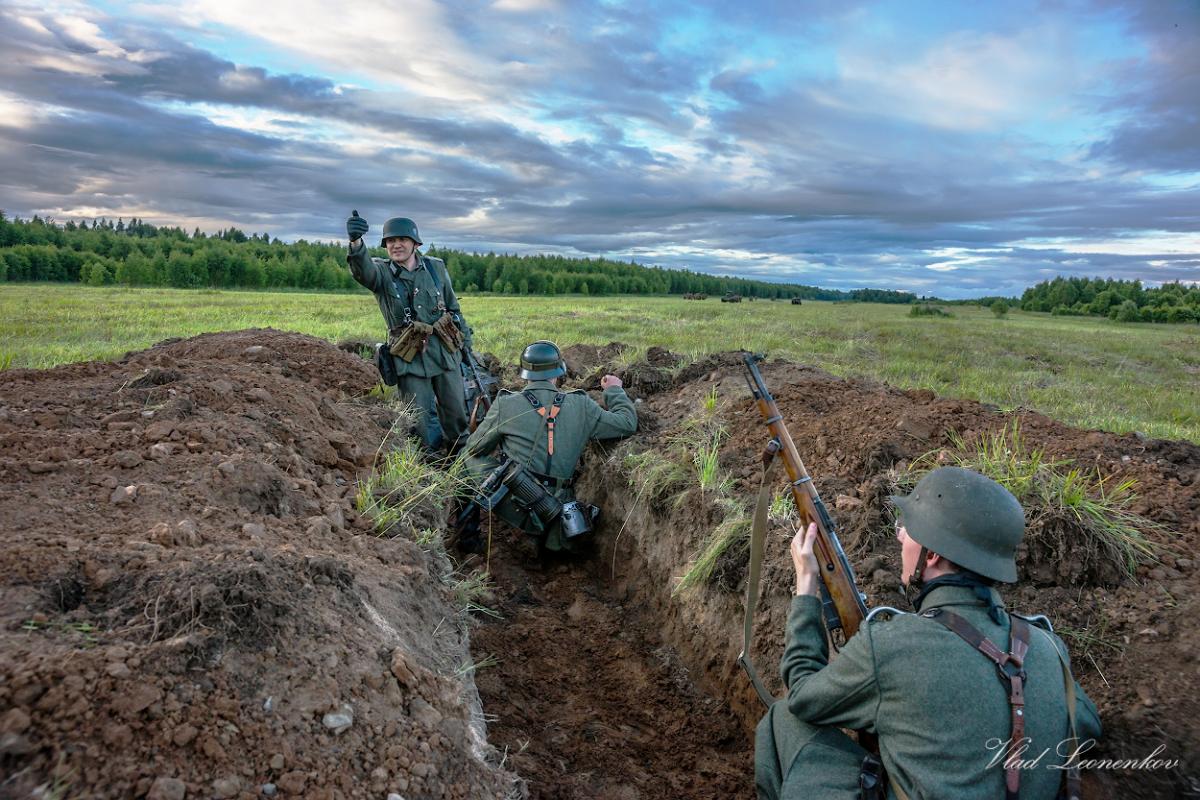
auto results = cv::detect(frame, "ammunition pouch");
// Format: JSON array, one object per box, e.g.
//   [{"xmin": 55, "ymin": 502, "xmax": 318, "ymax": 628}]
[
  {"xmin": 502, "ymin": 462, "xmax": 564, "ymax": 526},
  {"xmin": 432, "ymin": 313, "xmax": 465, "ymax": 352},
  {"xmin": 374, "ymin": 343, "xmax": 398, "ymax": 386},
  {"xmin": 388, "ymin": 321, "xmax": 434, "ymax": 362}
]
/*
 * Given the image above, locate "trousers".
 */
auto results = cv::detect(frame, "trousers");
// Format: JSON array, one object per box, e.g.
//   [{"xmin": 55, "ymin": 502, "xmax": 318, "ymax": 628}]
[
  {"xmin": 755, "ymin": 701, "xmax": 867, "ymax": 800},
  {"xmin": 396, "ymin": 369, "xmax": 469, "ymax": 451}
]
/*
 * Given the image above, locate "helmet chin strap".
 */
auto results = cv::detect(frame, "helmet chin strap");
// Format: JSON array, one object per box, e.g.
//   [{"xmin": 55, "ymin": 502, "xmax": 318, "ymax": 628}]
[{"xmin": 902, "ymin": 545, "xmax": 929, "ymax": 609}]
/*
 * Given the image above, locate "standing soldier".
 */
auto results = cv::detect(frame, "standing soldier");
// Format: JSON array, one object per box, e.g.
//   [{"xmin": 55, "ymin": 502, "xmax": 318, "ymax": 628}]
[
  {"xmin": 756, "ymin": 467, "xmax": 1102, "ymax": 799},
  {"xmin": 458, "ymin": 341, "xmax": 637, "ymax": 554},
  {"xmin": 345, "ymin": 211, "xmax": 471, "ymax": 452}
]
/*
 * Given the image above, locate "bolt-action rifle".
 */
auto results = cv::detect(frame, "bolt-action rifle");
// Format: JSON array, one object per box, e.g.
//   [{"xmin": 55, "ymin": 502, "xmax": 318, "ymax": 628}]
[
  {"xmin": 462, "ymin": 348, "xmax": 498, "ymax": 431},
  {"xmin": 737, "ymin": 352, "xmax": 868, "ymax": 707}
]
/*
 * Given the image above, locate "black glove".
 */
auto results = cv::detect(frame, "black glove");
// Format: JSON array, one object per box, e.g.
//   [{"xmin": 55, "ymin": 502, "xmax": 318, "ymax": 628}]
[{"xmin": 347, "ymin": 210, "xmax": 369, "ymax": 242}]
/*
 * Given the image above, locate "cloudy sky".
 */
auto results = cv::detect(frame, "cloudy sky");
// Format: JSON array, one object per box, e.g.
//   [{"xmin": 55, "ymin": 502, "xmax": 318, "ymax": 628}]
[{"xmin": 0, "ymin": 0, "xmax": 1197, "ymax": 297}]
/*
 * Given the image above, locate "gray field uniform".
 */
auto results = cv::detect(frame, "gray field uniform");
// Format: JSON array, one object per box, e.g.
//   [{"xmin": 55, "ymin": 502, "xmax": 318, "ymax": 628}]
[
  {"xmin": 755, "ymin": 584, "xmax": 1102, "ymax": 799},
  {"xmin": 463, "ymin": 380, "xmax": 636, "ymax": 550},
  {"xmin": 346, "ymin": 241, "xmax": 470, "ymax": 448}
]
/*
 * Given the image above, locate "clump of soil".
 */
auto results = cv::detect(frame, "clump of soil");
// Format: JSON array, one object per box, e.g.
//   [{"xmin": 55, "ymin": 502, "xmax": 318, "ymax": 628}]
[{"xmin": 0, "ymin": 329, "xmax": 520, "ymax": 799}]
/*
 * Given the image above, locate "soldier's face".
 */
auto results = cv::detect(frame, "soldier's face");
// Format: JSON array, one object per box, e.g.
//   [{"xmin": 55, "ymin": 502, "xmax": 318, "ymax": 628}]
[
  {"xmin": 385, "ymin": 236, "xmax": 416, "ymax": 263},
  {"xmin": 896, "ymin": 524, "xmax": 924, "ymax": 585}
]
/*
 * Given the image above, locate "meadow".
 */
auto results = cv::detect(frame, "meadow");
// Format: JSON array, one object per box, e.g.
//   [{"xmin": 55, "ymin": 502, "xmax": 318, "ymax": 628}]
[{"xmin": 2, "ymin": 284, "xmax": 1197, "ymax": 442}]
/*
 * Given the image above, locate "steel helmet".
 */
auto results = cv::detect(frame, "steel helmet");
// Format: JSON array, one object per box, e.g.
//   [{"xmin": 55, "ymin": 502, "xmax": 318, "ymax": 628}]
[
  {"xmin": 379, "ymin": 217, "xmax": 422, "ymax": 247},
  {"xmin": 890, "ymin": 467, "xmax": 1024, "ymax": 583},
  {"xmin": 519, "ymin": 340, "xmax": 566, "ymax": 381}
]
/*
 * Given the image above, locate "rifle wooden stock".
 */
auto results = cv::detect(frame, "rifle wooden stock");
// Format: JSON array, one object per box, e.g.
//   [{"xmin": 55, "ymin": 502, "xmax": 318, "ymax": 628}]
[{"xmin": 742, "ymin": 353, "xmax": 867, "ymax": 638}]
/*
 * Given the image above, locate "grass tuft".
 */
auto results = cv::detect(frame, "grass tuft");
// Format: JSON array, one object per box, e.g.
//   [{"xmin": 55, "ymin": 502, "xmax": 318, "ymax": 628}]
[
  {"xmin": 673, "ymin": 497, "xmax": 751, "ymax": 594},
  {"xmin": 897, "ymin": 421, "xmax": 1164, "ymax": 578}
]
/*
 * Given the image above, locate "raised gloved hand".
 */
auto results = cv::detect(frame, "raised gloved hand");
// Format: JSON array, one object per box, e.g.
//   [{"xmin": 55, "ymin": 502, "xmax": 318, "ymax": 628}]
[{"xmin": 346, "ymin": 210, "xmax": 369, "ymax": 242}]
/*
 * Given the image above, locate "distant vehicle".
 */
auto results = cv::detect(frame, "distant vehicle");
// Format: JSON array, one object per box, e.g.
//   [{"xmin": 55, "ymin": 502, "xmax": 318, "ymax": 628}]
[
  {"xmin": 683, "ymin": 292, "xmax": 708, "ymax": 300},
  {"xmin": 721, "ymin": 293, "xmax": 743, "ymax": 303},
  {"xmin": 791, "ymin": 298, "xmax": 803, "ymax": 305}
]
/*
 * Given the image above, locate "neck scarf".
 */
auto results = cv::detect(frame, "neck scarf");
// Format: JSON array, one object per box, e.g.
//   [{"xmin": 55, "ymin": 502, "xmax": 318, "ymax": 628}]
[{"xmin": 915, "ymin": 572, "xmax": 1005, "ymax": 624}]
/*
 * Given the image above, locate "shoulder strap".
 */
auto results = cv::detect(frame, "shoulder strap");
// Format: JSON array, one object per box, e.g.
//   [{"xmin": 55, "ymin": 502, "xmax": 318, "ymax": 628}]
[
  {"xmin": 421, "ymin": 255, "xmax": 443, "ymax": 291},
  {"xmin": 521, "ymin": 391, "xmax": 566, "ymax": 473},
  {"xmin": 1035, "ymin": 627, "xmax": 1083, "ymax": 800},
  {"xmin": 923, "ymin": 609, "xmax": 1029, "ymax": 800}
]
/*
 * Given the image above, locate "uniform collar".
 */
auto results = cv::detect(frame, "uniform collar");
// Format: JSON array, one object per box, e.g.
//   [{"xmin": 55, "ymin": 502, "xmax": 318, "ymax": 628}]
[
  {"xmin": 524, "ymin": 380, "xmax": 561, "ymax": 391},
  {"xmin": 388, "ymin": 254, "xmax": 425, "ymax": 277},
  {"xmin": 915, "ymin": 583, "xmax": 1006, "ymax": 614}
]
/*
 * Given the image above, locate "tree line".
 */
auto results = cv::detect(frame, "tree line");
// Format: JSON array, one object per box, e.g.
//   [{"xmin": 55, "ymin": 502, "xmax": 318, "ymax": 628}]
[
  {"xmin": 1020, "ymin": 276, "xmax": 1200, "ymax": 323},
  {"xmin": 0, "ymin": 213, "xmax": 921, "ymax": 302}
]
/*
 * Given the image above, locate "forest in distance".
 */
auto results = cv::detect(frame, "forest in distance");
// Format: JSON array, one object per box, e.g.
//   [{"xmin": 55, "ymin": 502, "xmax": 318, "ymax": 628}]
[
  {"xmin": 0, "ymin": 213, "xmax": 904, "ymax": 301},
  {"xmin": 2, "ymin": 213, "xmax": 1197, "ymax": 322}
]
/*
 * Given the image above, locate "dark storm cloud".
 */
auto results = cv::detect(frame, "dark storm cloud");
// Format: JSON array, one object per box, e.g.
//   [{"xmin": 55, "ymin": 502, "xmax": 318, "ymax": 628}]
[
  {"xmin": 0, "ymin": 1, "xmax": 1196, "ymax": 296},
  {"xmin": 1087, "ymin": 0, "xmax": 1200, "ymax": 172}
]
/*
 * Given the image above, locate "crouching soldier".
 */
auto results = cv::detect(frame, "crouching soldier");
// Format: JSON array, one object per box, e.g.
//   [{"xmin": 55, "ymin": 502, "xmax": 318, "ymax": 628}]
[
  {"xmin": 345, "ymin": 210, "xmax": 472, "ymax": 453},
  {"xmin": 756, "ymin": 467, "xmax": 1102, "ymax": 800},
  {"xmin": 457, "ymin": 340, "xmax": 637, "ymax": 553}
]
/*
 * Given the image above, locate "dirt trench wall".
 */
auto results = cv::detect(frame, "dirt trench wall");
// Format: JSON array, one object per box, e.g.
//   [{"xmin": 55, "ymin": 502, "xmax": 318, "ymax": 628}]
[
  {"xmin": 572, "ymin": 354, "xmax": 1200, "ymax": 800},
  {"xmin": 0, "ymin": 330, "xmax": 520, "ymax": 800}
]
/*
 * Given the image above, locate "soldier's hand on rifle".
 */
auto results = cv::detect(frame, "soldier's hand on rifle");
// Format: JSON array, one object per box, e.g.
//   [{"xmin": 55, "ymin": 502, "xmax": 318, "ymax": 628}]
[
  {"xmin": 600, "ymin": 374, "xmax": 623, "ymax": 389},
  {"xmin": 347, "ymin": 210, "xmax": 369, "ymax": 243},
  {"xmin": 791, "ymin": 522, "xmax": 821, "ymax": 597}
]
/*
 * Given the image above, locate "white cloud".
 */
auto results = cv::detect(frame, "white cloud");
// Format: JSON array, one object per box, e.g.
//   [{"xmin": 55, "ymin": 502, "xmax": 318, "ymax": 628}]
[
  {"xmin": 1016, "ymin": 233, "xmax": 1200, "ymax": 256},
  {"xmin": 838, "ymin": 26, "xmax": 1084, "ymax": 130},
  {"xmin": 137, "ymin": 0, "xmax": 512, "ymax": 107}
]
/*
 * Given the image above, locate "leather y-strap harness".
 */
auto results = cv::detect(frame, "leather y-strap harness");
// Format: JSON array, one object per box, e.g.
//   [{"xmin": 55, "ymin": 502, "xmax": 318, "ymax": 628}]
[
  {"xmin": 389, "ymin": 256, "xmax": 447, "ymax": 323},
  {"xmin": 923, "ymin": 608, "xmax": 1030, "ymax": 800},
  {"xmin": 522, "ymin": 390, "xmax": 565, "ymax": 473}
]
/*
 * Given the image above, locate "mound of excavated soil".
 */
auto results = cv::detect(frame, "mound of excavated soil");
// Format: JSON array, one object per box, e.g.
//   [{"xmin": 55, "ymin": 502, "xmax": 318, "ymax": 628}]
[
  {"xmin": 0, "ymin": 330, "xmax": 521, "ymax": 799},
  {"xmin": 4, "ymin": 333, "xmax": 1197, "ymax": 800},
  {"xmin": 572, "ymin": 350, "xmax": 1198, "ymax": 800}
]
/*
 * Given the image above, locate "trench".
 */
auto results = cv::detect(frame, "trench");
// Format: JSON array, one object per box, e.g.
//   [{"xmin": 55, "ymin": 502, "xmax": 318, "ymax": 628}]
[{"xmin": 466, "ymin": 461, "xmax": 763, "ymax": 800}]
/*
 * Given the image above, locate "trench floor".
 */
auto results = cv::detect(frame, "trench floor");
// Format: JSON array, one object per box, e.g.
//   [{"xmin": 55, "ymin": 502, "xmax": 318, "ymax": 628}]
[{"xmin": 467, "ymin": 526, "xmax": 754, "ymax": 800}]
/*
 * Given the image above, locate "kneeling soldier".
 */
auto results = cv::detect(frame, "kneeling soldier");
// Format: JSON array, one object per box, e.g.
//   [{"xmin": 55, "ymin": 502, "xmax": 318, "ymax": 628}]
[
  {"xmin": 458, "ymin": 341, "xmax": 637, "ymax": 553},
  {"xmin": 756, "ymin": 466, "xmax": 1102, "ymax": 800}
]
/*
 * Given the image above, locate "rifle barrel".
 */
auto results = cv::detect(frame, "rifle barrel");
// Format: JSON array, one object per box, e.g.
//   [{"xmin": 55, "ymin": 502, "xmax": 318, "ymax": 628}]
[{"xmin": 742, "ymin": 353, "xmax": 867, "ymax": 637}]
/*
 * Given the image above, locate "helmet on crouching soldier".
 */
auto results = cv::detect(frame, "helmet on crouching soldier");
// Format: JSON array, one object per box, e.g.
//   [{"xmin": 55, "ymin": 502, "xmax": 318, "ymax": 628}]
[
  {"xmin": 519, "ymin": 340, "xmax": 567, "ymax": 381},
  {"xmin": 890, "ymin": 466, "xmax": 1024, "ymax": 583}
]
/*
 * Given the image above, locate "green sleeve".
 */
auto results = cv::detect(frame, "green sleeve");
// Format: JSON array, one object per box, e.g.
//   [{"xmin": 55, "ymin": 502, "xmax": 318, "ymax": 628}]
[
  {"xmin": 346, "ymin": 240, "xmax": 385, "ymax": 293},
  {"xmin": 464, "ymin": 395, "xmax": 505, "ymax": 458},
  {"xmin": 781, "ymin": 595, "xmax": 879, "ymax": 731},
  {"xmin": 588, "ymin": 387, "xmax": 637, "ymax": 440}
]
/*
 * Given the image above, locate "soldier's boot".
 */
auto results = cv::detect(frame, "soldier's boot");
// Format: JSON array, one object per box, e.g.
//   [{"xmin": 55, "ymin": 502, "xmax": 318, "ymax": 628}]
[{"xmin": 454, "ymin": 505, "xmax": 484, "ymax": 555}]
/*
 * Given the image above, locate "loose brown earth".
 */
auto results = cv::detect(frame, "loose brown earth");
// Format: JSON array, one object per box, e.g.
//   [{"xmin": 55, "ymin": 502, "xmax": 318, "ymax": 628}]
[{"xmin": 1, "ymin": 332, "xmax": 1197, "ymax": 799}]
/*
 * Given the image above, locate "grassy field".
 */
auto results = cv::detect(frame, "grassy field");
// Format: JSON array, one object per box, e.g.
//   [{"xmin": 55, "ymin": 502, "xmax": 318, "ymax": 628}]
[{"xmin": 2, "ymin": 284, "xmax": 1197, "ymax": 442}]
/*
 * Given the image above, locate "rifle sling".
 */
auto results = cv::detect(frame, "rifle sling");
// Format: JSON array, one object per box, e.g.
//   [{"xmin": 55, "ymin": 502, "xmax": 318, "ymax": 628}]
[{"xmin": 738, "ymin": 449, "xmax": 779, "ymax": 708}]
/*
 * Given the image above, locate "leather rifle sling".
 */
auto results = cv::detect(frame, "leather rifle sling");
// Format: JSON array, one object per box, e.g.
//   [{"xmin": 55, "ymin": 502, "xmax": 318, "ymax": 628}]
[{"xmin": 738, "ymin": 441, "xmax": 780, "ymax": 708}]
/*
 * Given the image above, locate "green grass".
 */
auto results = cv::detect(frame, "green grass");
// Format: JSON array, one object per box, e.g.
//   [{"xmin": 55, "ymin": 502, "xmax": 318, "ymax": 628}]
[
  {"xmin": 3, "ymin": 284, "xmax": 1198, "ymax": 441},
  {"xmin": 898, "ymin": 422, "xmax": 1165, "ymax": 577},
  {"xmin": 673, "ymin": 497, "xmax": 751, "ymax": 594}
]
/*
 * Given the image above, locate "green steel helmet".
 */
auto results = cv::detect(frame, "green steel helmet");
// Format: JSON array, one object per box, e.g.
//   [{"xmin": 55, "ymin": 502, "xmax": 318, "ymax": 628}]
[
  {"xmin": 890, "ymin": 466, "xmax": 1024, "ymax": 583},
  {"xmin": 519, "ymin": 340, "xmax": 566, "ymax": 381},
  {"xmin": 379, "ymin": 217, "xmax": 422, "ymax": 247}
]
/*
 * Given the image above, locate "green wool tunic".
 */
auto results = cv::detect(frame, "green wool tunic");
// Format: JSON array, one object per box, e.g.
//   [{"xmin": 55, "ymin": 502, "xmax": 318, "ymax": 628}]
[
  {"xmin": 756, "ymin": 584, "xmax": 1102, "ymax": 800},
  {"xmin": 346, "ymin": 241, "xmax": 472, "ymax": 378},
  {"xmin": 463, "ymin": 380, "xmax": 637, "ymax": 550}
]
